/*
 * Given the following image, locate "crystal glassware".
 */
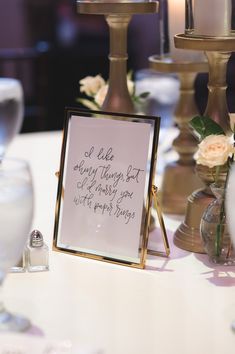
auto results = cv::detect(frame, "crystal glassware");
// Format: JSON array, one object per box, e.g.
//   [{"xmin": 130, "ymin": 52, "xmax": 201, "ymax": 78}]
[
  {"xmin": 0, "ymin": 78, "xmax": 23, "ymax": 159},
  {"xmin": 0, "ymin": 158, "xmax": 34, "ymax": 331},
  {"xmin": 135, "ymin": 69, "xmax": 180, "ymax": 128},
  {"xmin": 200, "ymin": 183, "xmax": 235, "ymax": 265}
]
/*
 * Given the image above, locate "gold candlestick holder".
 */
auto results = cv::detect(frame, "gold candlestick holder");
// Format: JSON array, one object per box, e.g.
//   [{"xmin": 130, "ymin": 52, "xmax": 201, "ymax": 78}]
[
  {"xmin": 76, "ymin": 1, "xmax": 158, "ymax": 113},
  {"xmin": 173, "ymin": 34, "xmax": 235, "ymax": 253},
  {"xmin": 149, "ymin": 56, "xmax": 207, "ymax": 214}
]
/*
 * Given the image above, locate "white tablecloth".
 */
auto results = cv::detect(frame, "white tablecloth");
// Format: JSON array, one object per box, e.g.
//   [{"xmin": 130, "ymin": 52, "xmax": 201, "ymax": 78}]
[{"xmin": 3, "ymin": 130, "xmax": 235, "ymax": 354}]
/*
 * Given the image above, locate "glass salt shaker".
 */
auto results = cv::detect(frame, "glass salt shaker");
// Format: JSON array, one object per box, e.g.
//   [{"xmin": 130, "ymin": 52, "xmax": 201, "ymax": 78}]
[{"xmin": 26, "ymin": 230, "xmax": 49, "ymax": 272}]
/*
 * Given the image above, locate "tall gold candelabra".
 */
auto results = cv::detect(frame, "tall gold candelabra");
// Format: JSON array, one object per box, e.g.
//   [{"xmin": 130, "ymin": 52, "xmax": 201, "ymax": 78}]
[
  {"xmin": 149, "ymin": 56, "xmax": 207, "ymax": 214},
  {"xmin": 76, "ymin": 1, "xmax": 158, "ymax": 114},
  {"xmin": 173, "ymin": 34, "xmax": 235, "ymax": 253}
]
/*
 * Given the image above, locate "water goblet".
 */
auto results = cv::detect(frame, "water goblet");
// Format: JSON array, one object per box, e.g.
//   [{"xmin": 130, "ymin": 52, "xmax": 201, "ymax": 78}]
[
  {"xmin": 0, "ymin": 78, "xmax": 24, "ymax": 159},
  {"xmin": 0, "ymin": 158, "xmax": 34, "ymax": 331}
]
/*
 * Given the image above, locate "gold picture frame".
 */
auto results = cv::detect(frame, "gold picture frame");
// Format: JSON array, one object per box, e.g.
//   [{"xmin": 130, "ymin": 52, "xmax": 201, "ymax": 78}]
[{"xmin": 53, "ymin": 108, "xmax": 169, "ymax": 268}]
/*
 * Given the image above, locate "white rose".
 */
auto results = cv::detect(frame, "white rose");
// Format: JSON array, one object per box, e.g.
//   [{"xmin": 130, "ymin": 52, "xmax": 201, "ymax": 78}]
[
  {"xmin": 94, "ymin": 79, "xmax": 134, "ymax": 108},
  {"xmin": 94, "ymin": 85, "xmax": 108, "ymax": 107},
  {"xmin": 127, "ymin": 79, "xmax": 134, "ymax": 96},
  {"xmin": 195, "ymin": 134, "xmax": 234, "ymax": 168},
  {"xmin": 79, "ymin": 75, "xmax": 105, "ymax": 96}
]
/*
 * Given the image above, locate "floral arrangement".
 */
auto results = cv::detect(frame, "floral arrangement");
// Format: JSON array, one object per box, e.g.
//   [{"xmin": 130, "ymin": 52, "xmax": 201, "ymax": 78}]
[
  {"xmin": 190, "ymin": 115, "xmax": 235, "ymax": 260},
  {"xmin": 190, "ymin": 115, "xmax": 234, "ymax": 176},
  {"xmin": 77, "ymin": 72, "xmax": 149, "ymax": 110}
]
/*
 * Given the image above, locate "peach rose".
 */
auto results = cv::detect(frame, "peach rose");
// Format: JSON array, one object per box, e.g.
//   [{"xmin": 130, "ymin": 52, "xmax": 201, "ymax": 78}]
[
  {"xmin": 195, "ymin": 134, "xmax": 234, "ymax": 168},
  {"xmin": 79, "ymin": 75, "xmax": 105, "ymax": 96}
]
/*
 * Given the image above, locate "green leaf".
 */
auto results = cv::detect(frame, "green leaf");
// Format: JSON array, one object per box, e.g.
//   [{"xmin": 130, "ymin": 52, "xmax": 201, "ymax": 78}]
[
  {"xmin": 138, "ymin": 91, "xmax": 150, "ymax": 99},
  {"xmin": 189, "ymin": 116, "xmax": 225, "ymax": 140},
  {"xmin": 76, "ymin": 98, "xmax": 99, "ymax": 111},
  {"xmin": 132, "ymin": 85, "xmax": 136, "ymax": 97}
]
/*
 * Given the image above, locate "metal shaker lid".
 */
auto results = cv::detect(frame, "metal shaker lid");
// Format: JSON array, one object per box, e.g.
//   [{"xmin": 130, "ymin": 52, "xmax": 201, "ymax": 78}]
[{"xmin": 30, "ymin": 230, "xmax": 43, "ymax": 247}]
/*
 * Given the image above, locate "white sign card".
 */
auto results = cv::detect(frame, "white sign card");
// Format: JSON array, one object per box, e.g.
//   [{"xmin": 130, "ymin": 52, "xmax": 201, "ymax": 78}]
[{"xmin": 54, "ymin": 109, "xmax": 160, "ymax": 268}]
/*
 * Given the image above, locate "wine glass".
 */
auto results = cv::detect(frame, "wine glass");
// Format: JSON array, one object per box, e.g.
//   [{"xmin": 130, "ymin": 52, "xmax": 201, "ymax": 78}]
[
  {"xmin": 0, "ymin": 78, "xmax": 23, "ymax": 159},
  {"xmin": 0, "ymin": 158, "xmax": 34, "ymax": 331}
]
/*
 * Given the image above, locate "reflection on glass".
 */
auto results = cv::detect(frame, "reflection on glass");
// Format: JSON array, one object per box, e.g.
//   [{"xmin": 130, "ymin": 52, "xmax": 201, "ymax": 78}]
[
  {"xmin": 0, "ymin": 78, "xmax": 23, "ymax": 159},
  {"xmin": 0, "ymin": 158, "xmax": 34, "ymax": 331},
  {"xmin": 135, "ymin": 69, "xmax": 180, "ymax": 128}
]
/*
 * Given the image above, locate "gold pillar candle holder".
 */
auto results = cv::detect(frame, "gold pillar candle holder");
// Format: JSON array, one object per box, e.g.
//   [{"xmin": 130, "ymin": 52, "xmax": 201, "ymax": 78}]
[
  {"xmin": 173, "ymin": 34, "xmax": 235, "ymax": 252},
  {"xmin": 174, "ymin": 34, "xmax": 235, "ymax": 133},
  {"xmin": 149, "ymin": 56, "xmax": 207, "ymax": 214},
  {"xmin": 77, "ymin": 1, "xmax": 158, "ymax": 114}
]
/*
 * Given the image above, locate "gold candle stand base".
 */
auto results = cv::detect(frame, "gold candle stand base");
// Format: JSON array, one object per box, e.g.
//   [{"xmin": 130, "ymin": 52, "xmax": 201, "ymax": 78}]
[
  {"xmin": 175, "ymin": 164, "xmax": 228, "ymax": 253},
  {"xmin": 174, "ymin": 189, "xmax": 214, "ymax": 253},
  {"xmin": 173, "ymin": 34, "xmax": 235, "ymax": 253},
  {"xmin": 160, "ymin": 163, "xmax": 203, "ymax": 215},
  {"xmin": 77, "ymin": 1, "xmax": 158, "ymax": 114},
  {"xmin": 149, "ymin": 57, "xmax": 207, "ymax": 214}
]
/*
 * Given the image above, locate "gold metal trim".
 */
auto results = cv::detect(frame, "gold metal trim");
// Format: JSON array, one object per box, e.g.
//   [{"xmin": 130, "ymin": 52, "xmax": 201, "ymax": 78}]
[
  {"xmin": 147, "ymin": 186, "xmax": 170, "ymax": 257},
  {"xmin": 53, "ymin": 108, "xmax": 161, "ymax": 269},
  {"xmin": 76, "ymin": 1, "xmax": 159, "ymax": 15},
  {"xmin": 149, "ymin": 55, "xmax": 208, "ymax": 73},
  {"xmin": 175, "ymin": 33, "xmax": 235, "ymax": 52}
]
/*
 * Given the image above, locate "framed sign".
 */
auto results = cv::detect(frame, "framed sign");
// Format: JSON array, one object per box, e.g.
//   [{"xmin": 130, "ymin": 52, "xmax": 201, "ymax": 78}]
[{"xmin": 53, "ymin": 109, "xmax": 161, "ymax": 268}]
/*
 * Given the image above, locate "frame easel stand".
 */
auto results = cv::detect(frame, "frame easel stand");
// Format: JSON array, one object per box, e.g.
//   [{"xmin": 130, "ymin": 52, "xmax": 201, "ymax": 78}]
[{"xmin": 147, "ymin": 185, "xmax": 170, "ymax": 258}]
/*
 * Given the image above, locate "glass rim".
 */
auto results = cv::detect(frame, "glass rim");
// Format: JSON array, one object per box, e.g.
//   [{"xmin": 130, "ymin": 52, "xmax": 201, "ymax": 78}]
[{"xmin": 0, "ymin": 78, "xmax": 23, "ymax": 102}]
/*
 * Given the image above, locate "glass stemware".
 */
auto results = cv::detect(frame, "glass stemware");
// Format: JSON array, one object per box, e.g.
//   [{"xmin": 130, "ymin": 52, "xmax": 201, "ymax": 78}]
[
  {"xmin": 0, "ymin": 78, "xmax": 23, "ymax": 159},
  {"xmin": 0, "ymin": 158, "xmax": 34, "ymax": 331}
]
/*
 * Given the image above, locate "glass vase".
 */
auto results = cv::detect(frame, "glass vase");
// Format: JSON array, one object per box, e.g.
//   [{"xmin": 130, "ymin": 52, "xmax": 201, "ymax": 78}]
[{"xmin": 200, "ymin": 183, "xmax": 235, "ymax": 265}]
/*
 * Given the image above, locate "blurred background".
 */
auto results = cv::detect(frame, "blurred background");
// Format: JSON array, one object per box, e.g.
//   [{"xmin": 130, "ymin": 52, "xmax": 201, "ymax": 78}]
[{"xmin": 0, "ymin": 0, "xmax": 235, "ymax": 133}]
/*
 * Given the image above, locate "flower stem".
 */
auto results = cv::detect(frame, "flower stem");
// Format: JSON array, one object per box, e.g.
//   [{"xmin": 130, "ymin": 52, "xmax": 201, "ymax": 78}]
[
  {"xmin": 226, "ymin": 241, "xmax": 233, "ymax": 259},
  {"xmin": 215, "ymin": 164, "xmax": 230, "ymax": 258},
  {"xmin": 215, "ymin": 219, "xmax": 224, "ymax": 257},
  {"xmin": 215, "ymin": 165, "xmax": 221, "ymax": 184}
]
